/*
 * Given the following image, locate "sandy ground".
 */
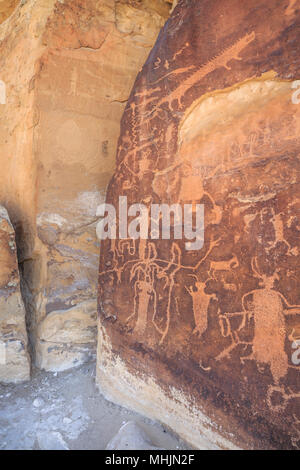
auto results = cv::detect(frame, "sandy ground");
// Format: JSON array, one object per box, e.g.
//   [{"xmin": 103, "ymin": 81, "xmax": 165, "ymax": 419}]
[{"xmin": 0, "ymin": 362, "xmax": 190, "ymax": 450}]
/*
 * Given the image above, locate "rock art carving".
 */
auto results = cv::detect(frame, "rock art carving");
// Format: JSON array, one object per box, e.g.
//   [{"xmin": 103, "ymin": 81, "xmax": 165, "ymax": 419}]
[{"xmin": 98, "ymin": 0, "xmax": 300, "ymax": 449}]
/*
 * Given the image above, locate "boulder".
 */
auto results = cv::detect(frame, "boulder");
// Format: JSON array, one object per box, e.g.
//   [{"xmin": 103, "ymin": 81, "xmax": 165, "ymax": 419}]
[
  {"xmin": 0, "ymin": 206, "xmax": 30, "ymax": 383},
  {"xmin": 97, "ymin": 0, "xmax": 300, "ymax": 449}
]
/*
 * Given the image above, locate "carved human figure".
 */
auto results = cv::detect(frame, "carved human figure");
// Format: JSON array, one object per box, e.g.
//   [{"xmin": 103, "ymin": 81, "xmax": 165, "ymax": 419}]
[
  {"xmin": 243, "ymin": 259, "xmax": 300, "ymax": 384},
  {"xmin": 126, "ymin": 242, "xmax": 181, "ymax": 343}
]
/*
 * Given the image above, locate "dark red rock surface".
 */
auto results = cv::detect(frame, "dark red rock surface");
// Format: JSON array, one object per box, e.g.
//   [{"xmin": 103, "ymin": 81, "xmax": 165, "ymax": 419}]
[{"xmin": 98, "ymin": 0, "xmax": 300, "ymax": 449}]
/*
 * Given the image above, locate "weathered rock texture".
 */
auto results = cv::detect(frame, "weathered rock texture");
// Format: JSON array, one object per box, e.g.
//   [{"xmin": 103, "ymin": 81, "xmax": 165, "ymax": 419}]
[
  {"xmin": 106, "ymin": 421, "xmax": 164, "ymax": 450},
  {"xmin": 0, "ymin": 0, "xmax": 171, "ymax": 373},
  {"xmin": 0, "ymin": 0, "xmax": 18, "ymax": 25},
  {"xmin": 0, "ymin": 206, "xmax": 30, "ymax": 383},
  {"xmin": 97, "ymin": 0, "xmax": 300, "ymax": 450}
]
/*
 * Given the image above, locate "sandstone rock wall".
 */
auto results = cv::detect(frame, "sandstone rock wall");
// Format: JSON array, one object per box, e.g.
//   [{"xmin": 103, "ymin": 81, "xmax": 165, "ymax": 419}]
[
  {"xmin": 0, "ymin": 206, "xmax": 30, "ymax": 383},
  {"xmin": 0, "ymin": 0, "xmax": 18, "ymax": 25},
  {"xmin": 97, "ymin": 0, "xmax": 300, "ymax": 449},
  {"xmin": 0, "ymin": 0, "xmax": 170, "ymax": 375}
]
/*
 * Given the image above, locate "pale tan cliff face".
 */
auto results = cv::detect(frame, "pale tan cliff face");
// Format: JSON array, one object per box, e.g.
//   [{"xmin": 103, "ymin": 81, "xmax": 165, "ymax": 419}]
[{"xmin": 0, "ymin": 0, "xmax": 170, "ymax": 376}]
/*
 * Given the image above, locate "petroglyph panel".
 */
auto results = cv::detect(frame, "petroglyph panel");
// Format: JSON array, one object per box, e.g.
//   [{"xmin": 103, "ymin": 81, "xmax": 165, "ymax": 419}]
[{"xmin": 97, "ymin": 0, "xmax": 300, "ymax": 449}]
